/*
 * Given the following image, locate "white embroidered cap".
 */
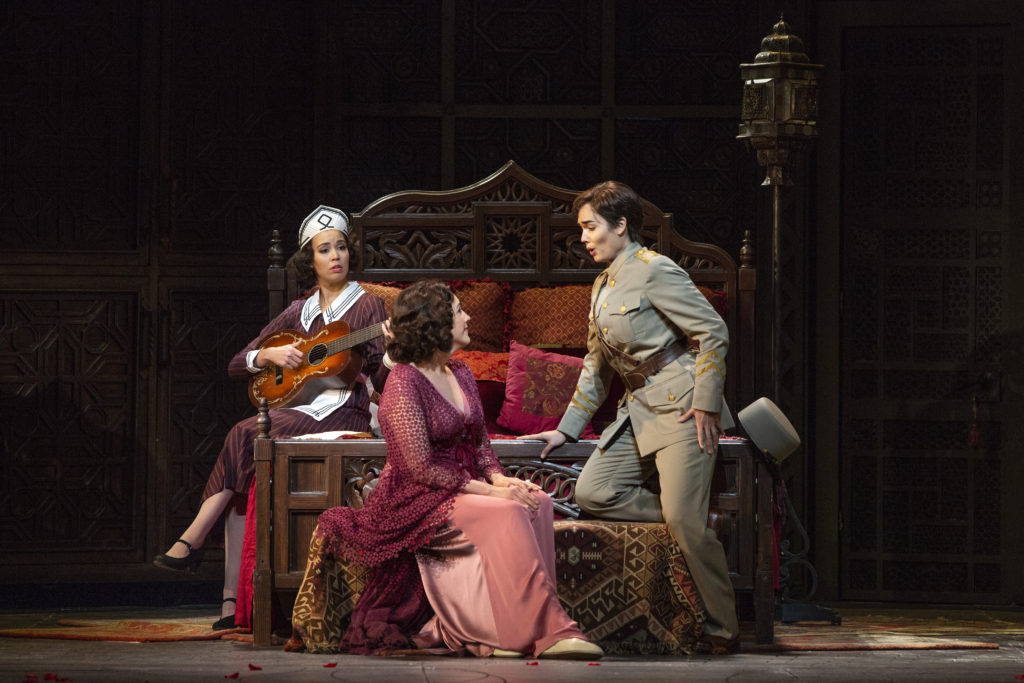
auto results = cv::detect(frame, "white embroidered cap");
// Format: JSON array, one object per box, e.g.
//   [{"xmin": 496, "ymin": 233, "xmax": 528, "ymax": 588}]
[
  {"xmin": 298, "ymin": 205, "xmax": 350, "ymax": 248},
  {"xmin": 737, "ymin": 396, "xmax": 801, "ymax": 462}
]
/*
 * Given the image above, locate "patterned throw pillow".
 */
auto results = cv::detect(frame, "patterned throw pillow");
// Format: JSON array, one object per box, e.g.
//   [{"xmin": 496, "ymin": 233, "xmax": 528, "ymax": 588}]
[
  {"xmin": 509, "ymin": 283, "xmax": 728, "ymax": 349},
  {"xmin": 497, "ymin": 341, "xmax": 598, "ymax": 438},
  {"xmin": 358, "ymin": 282, "xmax": 402, "ymax": 314},
  {"xmin": 359, "ymin": 280, "xmax": 508, "ymax": 353},
  {"xmin": 509, "ymin": 285, "xmax": 591, "ymax": 347},
  {"xmin": 449, "ymin": 280, "xmax": 509, "ymax": 352},
  {"xmin": 451, "ymin": 349, "xmax": 509, "ymax": 382}
]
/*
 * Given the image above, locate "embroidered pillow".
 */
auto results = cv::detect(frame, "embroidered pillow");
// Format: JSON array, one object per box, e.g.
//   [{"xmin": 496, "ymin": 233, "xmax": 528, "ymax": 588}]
[
  {"xmin": 451, "ymin": 350, "xmax": 509, "ymax": 382},
  {"xmin": 497, "ymin": 341, "xmax": 598, "ymax": 438}
]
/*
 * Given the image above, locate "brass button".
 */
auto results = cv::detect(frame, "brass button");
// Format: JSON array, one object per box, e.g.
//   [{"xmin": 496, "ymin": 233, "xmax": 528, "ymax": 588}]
[
  {"xmin": 669, "ymin": 394, "xmax": 675, "ymax": 401},
  {"xmin": 589, "ymin": 312, "xmax": 594, "ymax": 319},
  {"xmin": 610, "ymin": 279, "xmax": 616, "ymax": 287},
  {"xmin": 602, "ymin": 302, "xmax": 607, "ymax": 309},
  {"xmin": 629, "ymin": 394, "xmax": 635, "ymax": 402},
  {"xmin": 620, "ymin": 305, "xmax": 626, "ymax": 312},
  {"xmin": 602, "ymin": 327, "xmax": 608, "ymax": 334}
]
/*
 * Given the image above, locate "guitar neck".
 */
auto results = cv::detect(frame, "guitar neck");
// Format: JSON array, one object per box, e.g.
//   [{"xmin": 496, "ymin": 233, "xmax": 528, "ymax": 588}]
[{"xmin": 325, "ymin": 321, "xmax": 384, "ymax": 356}]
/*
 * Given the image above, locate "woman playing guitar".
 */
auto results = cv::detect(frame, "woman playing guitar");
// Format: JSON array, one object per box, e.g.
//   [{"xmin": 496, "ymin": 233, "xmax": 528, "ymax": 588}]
[{"xmin": 153, "ymin": 206, "xmax": 392, "ymax": 631}]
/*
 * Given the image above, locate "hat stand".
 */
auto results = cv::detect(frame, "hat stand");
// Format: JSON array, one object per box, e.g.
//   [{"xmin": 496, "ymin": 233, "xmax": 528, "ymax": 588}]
[{"xmin": 738, "ymin": 17, "xmax": 839, "ymax": 626}]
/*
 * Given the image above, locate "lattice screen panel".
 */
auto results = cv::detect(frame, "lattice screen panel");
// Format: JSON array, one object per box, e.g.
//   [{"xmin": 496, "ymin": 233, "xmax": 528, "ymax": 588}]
[{"xmin": 840, "ymin": 25, "xmax": 1008, "ymax": 602}]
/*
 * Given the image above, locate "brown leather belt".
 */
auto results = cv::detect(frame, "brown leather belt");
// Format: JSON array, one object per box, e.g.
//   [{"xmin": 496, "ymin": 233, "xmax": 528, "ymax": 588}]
[{"xmin": 622, "ymin": 339, "xmax": 690, "ymax": 391}]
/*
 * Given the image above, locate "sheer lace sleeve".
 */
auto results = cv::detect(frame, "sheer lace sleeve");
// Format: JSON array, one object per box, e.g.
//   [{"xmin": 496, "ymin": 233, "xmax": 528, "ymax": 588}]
[{"xmin": 378, "ymin": 365, "xmax": 470, "ymax": 492}]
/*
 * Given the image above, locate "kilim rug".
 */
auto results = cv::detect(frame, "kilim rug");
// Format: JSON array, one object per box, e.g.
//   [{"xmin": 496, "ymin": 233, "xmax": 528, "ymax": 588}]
[
  {"xmin": 0, "ymin": 617, "xmax": 245, "ymax": 642},
  {"xmin": 0, "ymin": 614, "xmax": 1012, "ymax": 651}
]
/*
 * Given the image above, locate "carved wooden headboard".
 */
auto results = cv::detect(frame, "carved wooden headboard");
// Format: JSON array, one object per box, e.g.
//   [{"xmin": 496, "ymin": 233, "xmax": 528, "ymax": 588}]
[{"xmin": 267, "ymin": 160, "xmax": 756, "ymax": 407}]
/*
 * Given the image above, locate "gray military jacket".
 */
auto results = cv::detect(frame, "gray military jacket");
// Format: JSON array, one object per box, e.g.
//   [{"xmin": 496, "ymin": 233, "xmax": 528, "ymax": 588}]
[{"xmin": 556, "ymin": 242, "xmax": 734, "ymax": 456}]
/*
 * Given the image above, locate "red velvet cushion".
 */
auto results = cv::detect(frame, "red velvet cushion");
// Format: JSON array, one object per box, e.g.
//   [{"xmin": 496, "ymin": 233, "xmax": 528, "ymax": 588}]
[
  {"xmin": 497, "ymin": 341, "xmax": 598, "ymax": 438},
  {"xmin": 696, "ymin": 285, "xmax": 728, "ymax": 318},
  {"xmin": 450, "ymin": 350, "xmax": 512, "ymax": 434},
  {"xmin": 476, "ymin": 380, "xmax": 514, "ymax": 435}
]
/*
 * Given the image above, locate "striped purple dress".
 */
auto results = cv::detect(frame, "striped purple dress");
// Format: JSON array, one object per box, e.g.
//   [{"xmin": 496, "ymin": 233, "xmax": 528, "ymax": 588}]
[{"xmin": 201, "ymin": 284, "xmax": 389, "ymax": 502}]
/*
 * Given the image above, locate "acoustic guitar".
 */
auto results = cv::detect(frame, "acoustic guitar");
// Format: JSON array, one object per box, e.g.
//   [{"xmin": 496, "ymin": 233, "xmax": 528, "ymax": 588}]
[{"xmin": 247, "ymin": 320, "xmax": 385, "ymax": 409}]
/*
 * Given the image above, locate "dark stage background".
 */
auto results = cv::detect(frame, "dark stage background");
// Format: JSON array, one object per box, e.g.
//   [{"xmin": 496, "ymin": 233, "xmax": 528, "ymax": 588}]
[{"xmin": 1, "ymin": 0, "xmax": 1021, "ymax": 608}]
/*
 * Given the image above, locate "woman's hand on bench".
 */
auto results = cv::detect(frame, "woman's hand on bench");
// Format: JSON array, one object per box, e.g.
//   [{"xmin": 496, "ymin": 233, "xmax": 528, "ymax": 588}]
[{"xmin": 516, "ymin": 430, "xmax": 567, "ymax": 459}]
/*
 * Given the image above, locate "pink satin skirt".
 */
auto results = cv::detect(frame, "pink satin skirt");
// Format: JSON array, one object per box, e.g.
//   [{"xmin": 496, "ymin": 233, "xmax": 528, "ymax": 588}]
[{"xmin": 412, "ymin": 491, "xmax": 585, "ymax": 657}]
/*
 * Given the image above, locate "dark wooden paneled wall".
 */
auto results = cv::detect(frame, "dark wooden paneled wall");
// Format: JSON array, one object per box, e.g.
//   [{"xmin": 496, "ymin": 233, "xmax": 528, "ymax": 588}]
[{"xmin": 0, "ymin": 0, "xmax": 799, "ymax": 597}]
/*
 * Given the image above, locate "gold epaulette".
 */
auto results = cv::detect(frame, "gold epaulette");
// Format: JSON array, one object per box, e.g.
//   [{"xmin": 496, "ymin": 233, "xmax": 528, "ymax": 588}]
[{"xmin": 634, "ymin": 248, "xmax": 659, "ymax": 264}]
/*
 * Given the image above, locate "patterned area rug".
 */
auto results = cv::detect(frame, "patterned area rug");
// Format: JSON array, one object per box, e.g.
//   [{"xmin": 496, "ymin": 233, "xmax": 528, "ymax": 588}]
[
  {"xmin": 0, "ymin": 617, "xmax": 245, "ymax": 642},
  {"xmin": 745, "ymin": 613, "xmax": 1024, "ymax": 651},
  {"xmin": 1, "ymin": 612, "xmax": 1018, "ymax": 650}
]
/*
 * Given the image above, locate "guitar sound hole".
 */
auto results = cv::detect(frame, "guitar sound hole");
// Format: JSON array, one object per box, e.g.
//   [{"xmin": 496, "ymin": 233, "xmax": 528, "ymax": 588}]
[{"xmin": 308, "ymin": 343, "xmax": 328, "ymax": 366}]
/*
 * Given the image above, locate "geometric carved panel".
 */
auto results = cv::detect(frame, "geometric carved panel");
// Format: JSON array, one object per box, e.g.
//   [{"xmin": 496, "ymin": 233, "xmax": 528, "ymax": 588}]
[
  {"xmin": 840, "ymin": 24, "xmax": 1009, "ymax": 601},
  {"xmin": 165, "ymin": 2, "xmax": 316, "ymax": 256},
  {"xmin": 0, "ymin": 6, "xmax": 142, "ymax": 252},
  {"xmin": 614, "ymin": 1, "xmax": 743, "ymax": 106},
  {"xmin": 454, "ymin": 0, "xmax": 601, "ymax": 105},
  {"xmin": 454, "ymin": 118, "xmax": 602, "ymax": 194},
  {"xmin": 615, "ymin": 118, "xmax": 749, "ymax": 258},
  {"xmin": 0, "ymin": 292, "xmax": 138, "ymax": 554},
  {"xmin": 337, "ymin": 1, "xmax": 442, "ymax": 104},
  {"xmin": 166, "ymin": 288, "xmax": 265, "ymax": 530}
]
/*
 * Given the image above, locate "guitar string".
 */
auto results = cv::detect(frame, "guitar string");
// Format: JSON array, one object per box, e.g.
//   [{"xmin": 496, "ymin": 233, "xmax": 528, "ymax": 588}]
[{"xmin": 321, "ymin": 322, "xmax": 384, "ymax": 357}]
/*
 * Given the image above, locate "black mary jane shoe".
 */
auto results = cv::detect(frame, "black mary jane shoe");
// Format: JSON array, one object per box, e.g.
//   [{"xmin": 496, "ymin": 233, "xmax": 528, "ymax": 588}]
[
  {"xmin": 153, "ymin": 538, "xmax": 205, "ymax": 573},
  {"xmin": 212, "ymin": 598, "xmax": 237, "ymax": 631}
]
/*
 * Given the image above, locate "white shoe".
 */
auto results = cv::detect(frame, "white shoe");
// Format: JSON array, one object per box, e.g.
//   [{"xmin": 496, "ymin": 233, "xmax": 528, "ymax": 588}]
[
  {"xmin": 491, "ymin": 647, "xmax": 525, "ymax": 658},
  {"xmin": 539, "ymin": 637, "xmax": 604, "ymax": 660}
]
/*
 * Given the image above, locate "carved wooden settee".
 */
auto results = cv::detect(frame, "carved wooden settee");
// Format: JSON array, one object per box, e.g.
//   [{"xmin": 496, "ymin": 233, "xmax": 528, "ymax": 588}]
[{"xmin": 251, "ymin": 161, "xmax": 774, "ymax": 648}]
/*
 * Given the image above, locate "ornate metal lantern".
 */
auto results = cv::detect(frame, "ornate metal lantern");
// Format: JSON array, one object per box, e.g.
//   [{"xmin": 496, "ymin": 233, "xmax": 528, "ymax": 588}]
[
  {"xmin": 737, "ymin": 17, "xmax": 836, "ymax": 626},
  {"xmin": 737, "ymin": 15, "xmax": 822, "ymax": 186}
]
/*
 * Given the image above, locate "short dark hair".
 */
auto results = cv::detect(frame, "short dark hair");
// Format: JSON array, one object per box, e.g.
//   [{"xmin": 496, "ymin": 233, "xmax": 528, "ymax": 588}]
[
  {"xmin": 285, "ymin": 231, "xmax": 362, "ymax": 290},
  {"xmin": 387, "ymin": 280, "xmax": 454, "ymax": 364},
  {"xmin": 572, "ymin": 181, "xmax": 644, "ymax": 242}
]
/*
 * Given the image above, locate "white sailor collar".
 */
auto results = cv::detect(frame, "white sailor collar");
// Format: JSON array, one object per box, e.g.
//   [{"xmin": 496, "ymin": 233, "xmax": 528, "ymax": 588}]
[{"xmin": 299, "ymin": 281, "xmax": 365, "ymax": 331}]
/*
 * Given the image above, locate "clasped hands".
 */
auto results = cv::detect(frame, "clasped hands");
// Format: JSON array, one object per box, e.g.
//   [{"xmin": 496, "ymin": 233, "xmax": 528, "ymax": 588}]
[{"xmin": 488, "ymin": 473, "xmax": 543, "ymax": 510}]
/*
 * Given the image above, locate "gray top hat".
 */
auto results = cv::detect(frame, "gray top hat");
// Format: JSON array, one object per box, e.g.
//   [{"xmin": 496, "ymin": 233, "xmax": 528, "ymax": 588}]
[{"xmin": 737, "ymin": 397, "xmax": 800, "ymax": 461}]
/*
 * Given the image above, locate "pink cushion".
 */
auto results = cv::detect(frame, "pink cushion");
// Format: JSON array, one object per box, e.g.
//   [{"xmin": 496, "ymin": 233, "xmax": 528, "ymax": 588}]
[{"xmin": 497, "ymin": 341, "xmax": 598, "ymax": 438}]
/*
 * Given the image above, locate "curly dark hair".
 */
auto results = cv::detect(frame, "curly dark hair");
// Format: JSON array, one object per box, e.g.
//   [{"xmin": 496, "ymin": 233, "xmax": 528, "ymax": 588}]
[
  {"xmin": 572, "ymin": 180, "xmax": 644, "ymax": 242},
  {"xmin": 387, "ymin": 280, "xmax": 455, "ymax": 364},
  {"xmin": 285, "ymin": 231, "xmax": 362, "ymax": 290}
]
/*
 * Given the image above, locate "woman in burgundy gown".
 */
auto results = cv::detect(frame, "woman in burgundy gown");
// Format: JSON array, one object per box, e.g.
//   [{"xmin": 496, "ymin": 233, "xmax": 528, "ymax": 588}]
[{"xmin": 311, "ymin": 280, "xmax": 603, "ymax": 659}]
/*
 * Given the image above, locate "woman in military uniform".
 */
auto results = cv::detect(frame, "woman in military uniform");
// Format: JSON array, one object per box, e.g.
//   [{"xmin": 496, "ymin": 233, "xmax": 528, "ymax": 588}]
[{"xmin": 520, "ymin": 181, "xmax": 739, "ymax": 653}]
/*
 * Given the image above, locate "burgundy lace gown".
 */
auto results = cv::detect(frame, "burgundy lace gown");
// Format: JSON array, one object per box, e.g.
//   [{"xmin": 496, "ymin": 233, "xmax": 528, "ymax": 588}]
[{"xmin": 313, "ymin": 360, "xmax": 585, "ymax": 656}]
